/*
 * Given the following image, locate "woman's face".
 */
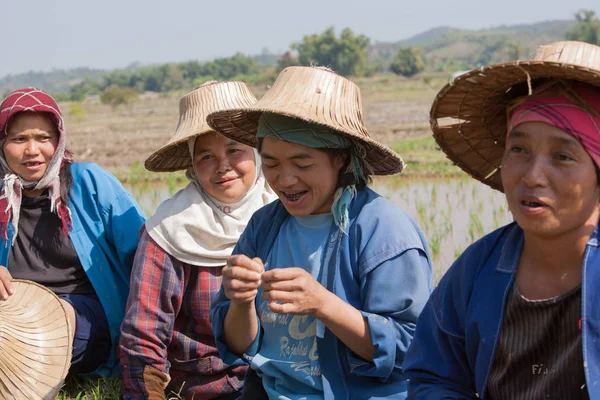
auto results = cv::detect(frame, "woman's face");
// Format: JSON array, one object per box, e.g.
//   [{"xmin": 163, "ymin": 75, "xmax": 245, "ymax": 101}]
[
  {"xmin": 501, "ymin": 121, "xmax": 600, "ymax": 239},
  {"xmin": 3, "ymin": 112, "xmax": 59, "ymax": 182},
  {"xmin": 193, "ymin": 132, "xmax": 257, "ymax": 204},
  {"xmin": 260, "ymin": 137, "xmax": 345, "ymax": 216}
]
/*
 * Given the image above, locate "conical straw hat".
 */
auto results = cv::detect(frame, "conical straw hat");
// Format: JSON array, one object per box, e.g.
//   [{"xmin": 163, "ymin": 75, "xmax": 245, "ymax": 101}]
[
  {"xmin": 0, "ymin": 280, "xmax": 73, "ymax": 399},
  {"xmin": 145, "ymin": 81, "xmax": 258, "ymax": 172},
  {"xmin": 430, "ymin": 40, "xmax": 600, "ymax": 191},
  {"xmin": 206, "ymin": 66, "xmax": 404, "ymax": 175}
]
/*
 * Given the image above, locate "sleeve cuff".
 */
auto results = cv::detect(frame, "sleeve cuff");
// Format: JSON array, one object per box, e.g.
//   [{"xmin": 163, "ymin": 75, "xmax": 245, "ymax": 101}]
[
  {"xmin": 212, "ymin": 300, "xmax": 261, "ymax": 366},
  {"xmin": 345, "ymin": 311, "xmax": 395, "ymax": 379}
]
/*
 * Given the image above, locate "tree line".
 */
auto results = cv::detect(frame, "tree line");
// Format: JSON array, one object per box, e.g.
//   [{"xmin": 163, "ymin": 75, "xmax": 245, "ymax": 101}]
[{"xmin": 48, "ymin": 8, "xmax": 599, "ymax": 107}]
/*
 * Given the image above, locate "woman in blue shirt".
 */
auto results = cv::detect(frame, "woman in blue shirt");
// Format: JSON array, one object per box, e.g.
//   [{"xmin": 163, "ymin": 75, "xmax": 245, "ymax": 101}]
[
  {"xmin": 404, "ymin": 40, "xmax": 600, "ymax": 399},
  {"xmin": 208, "ymin": 66, "xmax": 433, "ymax": 399},
  {"xmin": 0, "ymin": 88, "xmax": 145, "ymax": 377}
]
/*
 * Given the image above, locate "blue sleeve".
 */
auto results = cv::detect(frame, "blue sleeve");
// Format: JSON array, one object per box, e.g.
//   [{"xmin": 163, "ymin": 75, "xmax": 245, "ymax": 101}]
[
  {"xmin": 87, "ymin": 169, "xmax": 145, "ymax": 281},
  {"xmin": 102, "ymin": 188, "xmax": 146, "ymax": 270},
  {"xmin": 346, "ymin": 248, "xmax": 431, "ymax": 380},
  {"xmin": 210, "ymin": 215, "xmax": 262, "ymax": 367},
  {"xmin": 402, "ymin": 254, "xmax": 478, "ymax": 399},
  {"xmin": 211, "ymin": 289, "xmax": 262, "ymax": 366}
]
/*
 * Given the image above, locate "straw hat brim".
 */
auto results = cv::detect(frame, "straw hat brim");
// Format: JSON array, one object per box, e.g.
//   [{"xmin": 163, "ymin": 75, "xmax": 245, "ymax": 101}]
[
  {"xmin": 144, "ymin": 129, "xmax": 212, "ymax": 172},
  {"xmin": 0, "ymin": 279, "xmax": 72, "ymax": 399},
  {"xmin": 144, "ymin": 81, "xmax": 258, "ymax": 172},
  {"xmin": 430, "ymin": 61, "xmax": 600, "ymax": 191},
  {"xmin": 207, "ymin": 107, "xmax": 405, "ymax": 176},
  {"xmin": 431, "ymin": 60, "xmax": 600, "ymax": 191}
]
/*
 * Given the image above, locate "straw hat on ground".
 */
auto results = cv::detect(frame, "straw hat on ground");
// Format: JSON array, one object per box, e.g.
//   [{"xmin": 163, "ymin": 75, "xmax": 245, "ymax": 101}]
[
  {"xmin": 206, "ymin": 66, "xmax": 404, "ymax": 176},
  {"xmin": 430, "ymin": 40, "xmax": 600, "ymax": 191},
  {"xmin": 0, "ymin": 280, "xmax": 72, "ymax": 399},
  {"xmin": 145, "ymin": 81, "xmax": 258, "ymax": 172}
]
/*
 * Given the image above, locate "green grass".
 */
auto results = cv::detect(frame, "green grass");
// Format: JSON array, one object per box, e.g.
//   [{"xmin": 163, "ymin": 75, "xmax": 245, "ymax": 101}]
[
  {"xmin": 57, "ymin": 377, "xmax": 123, "ymax": 400},
  {"xmin": 57, "ymin": 376, "xmax": 188, "ymax": 399},
  {"xmin": 113, "ymin": 162, "xmax": 187, "ymax": 185},
  {"xmin": 389, "ymin": 136, "xmax": 464, "ymax": 178}
]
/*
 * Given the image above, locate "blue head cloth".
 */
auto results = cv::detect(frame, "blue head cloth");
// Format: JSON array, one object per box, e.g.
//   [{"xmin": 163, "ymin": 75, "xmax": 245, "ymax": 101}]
[{"xmin": 257, "ymin": 112, "xmax": 364, "ymax": 233}]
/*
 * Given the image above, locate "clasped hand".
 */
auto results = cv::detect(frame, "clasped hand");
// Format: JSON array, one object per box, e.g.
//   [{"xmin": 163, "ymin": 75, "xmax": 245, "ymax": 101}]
[{"xmin": 222, "ymin": 254, "xmax": 328, "ymax": 316}]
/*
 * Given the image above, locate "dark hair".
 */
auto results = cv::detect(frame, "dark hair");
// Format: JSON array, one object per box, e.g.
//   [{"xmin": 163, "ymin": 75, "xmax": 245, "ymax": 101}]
[
  {"xmin": 596, "ymin": 164, "xmax": 600, "ymax": 186},
  {"xmin": 60, "ymin": 160, "xmax": 73, "ymax": 202},
  {"xmin": 322, "ymin": 147, "xmax": 371, "ymax": 191}
]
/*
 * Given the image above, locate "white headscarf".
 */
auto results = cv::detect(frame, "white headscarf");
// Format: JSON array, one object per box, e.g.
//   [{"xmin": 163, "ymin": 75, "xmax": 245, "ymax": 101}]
[{"xmin": 145, "ymin": 137, "xmax": 276, "ymax": 267}]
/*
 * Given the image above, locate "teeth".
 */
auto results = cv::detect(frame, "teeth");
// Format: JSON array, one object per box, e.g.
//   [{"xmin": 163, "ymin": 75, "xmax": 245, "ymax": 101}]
[{"xmin": 285, "ymin": 192, "xmax": 303, "ymax": 201}]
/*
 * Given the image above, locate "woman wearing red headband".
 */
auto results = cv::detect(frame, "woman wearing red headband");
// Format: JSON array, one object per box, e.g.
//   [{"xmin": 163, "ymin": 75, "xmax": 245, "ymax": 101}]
[{"xmin": 404, "ymin": 41, "xmax": 600, "ymax": 399}]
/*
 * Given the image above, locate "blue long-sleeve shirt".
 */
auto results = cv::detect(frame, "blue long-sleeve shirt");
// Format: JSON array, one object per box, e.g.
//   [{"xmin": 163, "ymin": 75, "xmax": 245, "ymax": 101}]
[
  {"xmin": 211, "ymin": 187, "xmax": 433, "ymax": 399},
  {"xmin": 403, "ymin": 223, "xmax": 600, "ymax": 399},
  {"xmin": 0, "ymin": 162, "xmax": 146, "ymax": 375}
]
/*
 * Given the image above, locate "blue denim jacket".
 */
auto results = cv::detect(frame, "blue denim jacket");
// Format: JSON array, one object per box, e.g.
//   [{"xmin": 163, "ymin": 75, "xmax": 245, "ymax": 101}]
[
  {"xmin": 0, "ymin": 162, "xmax": 146, "ymax": 375},
  {"xmin": 211, "ymin": 187, "xmax": 433, "ymax": 399},
  {"xmin": 403, "ymin": 222, "xmax": 600, "ymax": 399}
]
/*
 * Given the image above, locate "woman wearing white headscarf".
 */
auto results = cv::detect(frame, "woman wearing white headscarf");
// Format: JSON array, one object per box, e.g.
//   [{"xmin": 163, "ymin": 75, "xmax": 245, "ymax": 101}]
[{"xmin": 120, "ymin": 81, "xmax": 276, "ymax": 400}]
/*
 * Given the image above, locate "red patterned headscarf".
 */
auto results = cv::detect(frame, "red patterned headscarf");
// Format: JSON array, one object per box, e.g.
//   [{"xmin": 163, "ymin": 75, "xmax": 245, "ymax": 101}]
[
  {"xmin": 507, "ymin": 80, "xmax": 600, "ymax": 167},
  {"xmin": 0, "ymin": 88, "xmax": 72, "ymax": 243}
]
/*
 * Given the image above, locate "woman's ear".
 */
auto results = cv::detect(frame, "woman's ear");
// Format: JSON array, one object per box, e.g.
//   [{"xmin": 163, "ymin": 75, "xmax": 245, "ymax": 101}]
[{"xmin": 334, "ymin": 152, "xmax": 348, "ymax": 170}]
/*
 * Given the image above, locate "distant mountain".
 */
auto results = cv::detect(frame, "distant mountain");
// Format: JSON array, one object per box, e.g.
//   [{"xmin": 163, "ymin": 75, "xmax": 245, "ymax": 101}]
[
  {"xmin": 0, "ymin": 67, "xmax": 107, "ymax": 96},
  {"xmin": 394, "ymin": 26, "xmax": 460, "ymax": 47},
  {"xmin": 0, "ymin": 19, "xmax": 578, "ymax": 95},
  {"xmin": 370, "ymin": 19, "xmax": 576, "ymax": 71}
]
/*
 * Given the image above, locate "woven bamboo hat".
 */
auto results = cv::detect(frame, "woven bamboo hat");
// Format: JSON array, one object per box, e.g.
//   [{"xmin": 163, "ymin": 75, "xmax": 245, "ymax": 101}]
[
  {"xmin": 144, "ymin": 81, "xmax": 258, "ymax": 172},
  {"xmin": 0, "ymin": 280, "xmax": 73, "ymax": 399},
  {"xmin": 206, "ymin": 66, "xmax": 404, "ymax": 175},
  {"xmin": 431, "ymin": 40, "xmax": 600, "ymax": 191}
]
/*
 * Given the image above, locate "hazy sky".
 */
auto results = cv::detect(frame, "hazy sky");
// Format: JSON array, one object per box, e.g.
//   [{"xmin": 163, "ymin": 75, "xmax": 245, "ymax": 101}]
[{"xmin": 2, "ymin": 0, "xmax": 598, "ymax": 78}]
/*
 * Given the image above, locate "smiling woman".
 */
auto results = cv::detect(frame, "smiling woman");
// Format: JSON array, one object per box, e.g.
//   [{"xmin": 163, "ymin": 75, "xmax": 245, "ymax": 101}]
[
  {"xmin": 119, "ymin": 81, "xmax": 277, "ymax": 400},
  {"xmin": 192, "ymin": 132, "xmax": 257, "ymax": 204},
  {"xmin": 259, "ymin": 136, "xmax": 346, "ymax": 216},
  {"xmin": 207, "ymin": 66, "xmax": 433, "ymax": 399}
]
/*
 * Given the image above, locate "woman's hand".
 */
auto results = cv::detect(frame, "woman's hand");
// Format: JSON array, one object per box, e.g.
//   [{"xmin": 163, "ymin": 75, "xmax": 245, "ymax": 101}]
[
  {"xmin": 262, "ymin": 267, "xmax": 375, "ymax": 362},
  {"xmin": 222, "ymin": 255, "xmax": 264, "ymax": 304},
  {"xmin": 261, "ymin": 267, "xmax": 330, "ymax": 316},
  {"xmin": 0, "ymin": 267, "xmax": 14, "ymax": 301}
]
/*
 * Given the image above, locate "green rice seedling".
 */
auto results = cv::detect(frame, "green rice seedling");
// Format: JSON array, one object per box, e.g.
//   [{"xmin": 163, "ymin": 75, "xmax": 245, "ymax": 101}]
[
  {"xmin": 477, "ymin": 200, "xmax": 485, "ymax": 213},
  {"xmin": 430, "ymin": 185, "xmax": 437, "ymax": 203},
  {"xmin": 454, "ymin": 246, "xmax": 464, "ymax": 259},
  {"xmin": 429, "ymin": 222, "xmax": 451, "ymax": 260},
  {"xmin": 429, "ymin": 231, "xmax": 443, "ymax": 258},
  {"xmin": 416, "ymin": 202, "xmax": 427, "ymax": 226},
  {"xmin": 433, "ymin": 266, "xmax": 446, "ymax": 287},
  {"xmin": 469, "ymin": 210, "xmax": 485, "ymax": 237},
  {"xmin": 468, "ymin": 225, "xmax": 476, "ymax": 243},
  {"xmin": 166, "ymin": 173, "xmax": 179, "ymax": 195},
  {"xmin": 127, "ymin": 161, "xmax": 147, "ymax": 186}
]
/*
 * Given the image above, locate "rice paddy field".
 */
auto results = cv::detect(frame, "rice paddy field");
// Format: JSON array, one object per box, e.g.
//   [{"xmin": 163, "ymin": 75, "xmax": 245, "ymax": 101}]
[{"xmin": 57, "ymin": 73, "xmax": 514, "ymax": 398}]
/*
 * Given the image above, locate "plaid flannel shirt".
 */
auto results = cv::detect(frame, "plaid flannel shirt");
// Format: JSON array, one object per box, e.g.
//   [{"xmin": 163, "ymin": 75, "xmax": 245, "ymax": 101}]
[{"xmin": 120, "ymin": 228, "xmax": 246, "ymax": 399}]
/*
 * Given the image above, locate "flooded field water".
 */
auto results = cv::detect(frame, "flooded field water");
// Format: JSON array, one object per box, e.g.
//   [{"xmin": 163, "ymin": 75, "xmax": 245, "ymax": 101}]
[{"xmin": 127, "ymin": 176, "xmax": 513, "ymax": 283}]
